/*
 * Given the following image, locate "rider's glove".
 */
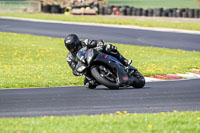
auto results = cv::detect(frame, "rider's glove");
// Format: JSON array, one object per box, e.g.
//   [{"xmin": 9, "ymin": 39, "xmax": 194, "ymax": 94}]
[
  {"xmin": 97, "ymin": 40, "xmax": 104, "ymax": 47},
  {"xmin": 73, "ymin": 70, "xmax": 83, "ymax": 76},
  {"xmin": 105, "ymin": 44, "xmax": 117, "ymax": 53},
  {"xmin": 96, "ymin": 40, "xmax": 104, "ymax": 51}
]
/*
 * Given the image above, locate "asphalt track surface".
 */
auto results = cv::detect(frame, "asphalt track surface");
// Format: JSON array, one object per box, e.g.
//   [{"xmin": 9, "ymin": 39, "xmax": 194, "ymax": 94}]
[
  {"xmin": 0, "ymin": 79, "xmax": 200, "ymax": 118},
  {"xmin": 0, "ymin": 18, "xmax": 200, "ymax": 118},
  {"xmin": 0, "ymin": 18, "xmax": 200, "ymax": 51}
]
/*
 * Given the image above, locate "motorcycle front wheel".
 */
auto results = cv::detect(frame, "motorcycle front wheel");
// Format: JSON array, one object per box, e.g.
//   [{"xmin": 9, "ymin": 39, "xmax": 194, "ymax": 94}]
[{"xmin": 91, "ymin": 66, "xmax": 119, "ymax": 89}]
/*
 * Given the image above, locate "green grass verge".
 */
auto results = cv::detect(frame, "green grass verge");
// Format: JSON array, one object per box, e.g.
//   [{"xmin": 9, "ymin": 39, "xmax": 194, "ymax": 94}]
[
  {"xmin": 0, "ymin": 32, "xmax": 200, "ymax": 89},
  {"xmin": 0, "ymin": 111, "xmax": 200, "ymax": 133},
  {"xmin": 1, "ymin": 13, "xmax": 200, "ymax": 31},
  {"xmin": 108, "ymin": 0, "xmax": 200, "ymax": 9}
]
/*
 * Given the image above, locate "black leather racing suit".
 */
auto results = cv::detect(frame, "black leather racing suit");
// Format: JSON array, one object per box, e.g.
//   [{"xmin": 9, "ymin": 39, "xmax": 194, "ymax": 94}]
[{"xmin": 66, "ymin": 39, "xmax": 128, "ymax": 88}]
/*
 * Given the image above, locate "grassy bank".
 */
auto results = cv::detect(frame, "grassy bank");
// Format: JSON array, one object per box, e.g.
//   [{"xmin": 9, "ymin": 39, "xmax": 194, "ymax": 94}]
[
  {"xmin": 0, "ymin": 32, "xmax": 200, "ymax": 89},
  {"xmin": 0, "ymin": 111, "xmax": 200, "ymax": 133},
  {"xmin": 108, "ymin": 0, "xmax": 200, "ymax": 9},
  {"xmin": 1, "ymin": 13, "xmax": 200, "ymax": 31}
]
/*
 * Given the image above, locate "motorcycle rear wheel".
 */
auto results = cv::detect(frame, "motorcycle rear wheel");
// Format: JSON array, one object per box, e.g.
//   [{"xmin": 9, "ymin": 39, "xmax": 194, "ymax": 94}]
[
  {"xmin": 91, "ymin": 66, "xmax": 119, "ymax": 89},
  {"xmin": 132, "ymin": 71, "xmax": 145, "ymax": 88}
]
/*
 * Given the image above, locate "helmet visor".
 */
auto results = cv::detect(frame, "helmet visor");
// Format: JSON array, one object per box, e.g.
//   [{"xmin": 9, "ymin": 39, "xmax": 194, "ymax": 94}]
[{"xmin": 67, "ymin": 42, "xmax": 80, "ymax": 54}]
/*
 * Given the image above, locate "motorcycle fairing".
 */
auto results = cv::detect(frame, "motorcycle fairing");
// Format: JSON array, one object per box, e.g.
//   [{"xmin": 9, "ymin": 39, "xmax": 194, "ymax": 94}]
[
  {"xmin": 85, "ymin": 48, "xmax": 99, "ymax": 65},
  {"xmin": 93, "ymin": 52, "xmax": 129, "ymax": 86}
]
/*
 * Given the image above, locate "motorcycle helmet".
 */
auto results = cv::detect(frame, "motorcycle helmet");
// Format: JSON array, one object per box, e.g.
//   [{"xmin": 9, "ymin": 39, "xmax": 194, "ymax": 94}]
[{"xmin": 64, "ymin": 34, "xmax": 81, "ymax": 54}]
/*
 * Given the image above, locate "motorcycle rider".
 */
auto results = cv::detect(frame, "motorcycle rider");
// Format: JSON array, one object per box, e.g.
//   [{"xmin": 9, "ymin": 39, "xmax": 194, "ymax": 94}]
[{"xmin": 65, "ymin": 34, "xmax": 132, "ymax": 89}]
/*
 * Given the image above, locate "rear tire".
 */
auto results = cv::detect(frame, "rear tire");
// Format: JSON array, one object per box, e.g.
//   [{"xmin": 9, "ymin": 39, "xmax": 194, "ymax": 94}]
[
  {"xmin": 132, "ymin": 71, "xmax": 145, "ymax": 88},
  {"xmin": 91, "ymin": 66, "xmax": 119, "ymax": 89}
]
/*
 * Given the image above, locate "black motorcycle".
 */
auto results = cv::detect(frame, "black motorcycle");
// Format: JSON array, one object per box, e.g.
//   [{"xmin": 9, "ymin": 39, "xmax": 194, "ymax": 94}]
[{"xmin": 75, "ymin": 47, "xmax": 145, "ymax": 89}]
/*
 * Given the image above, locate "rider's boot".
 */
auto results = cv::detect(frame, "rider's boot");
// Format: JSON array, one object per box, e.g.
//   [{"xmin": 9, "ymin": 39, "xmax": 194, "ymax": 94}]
[
  {"xmin": 107, "ymin": 47, "xmax": 132, "ymax": 66},
  {"xmin": 111, "ymin": 51, "xmax": 132, "ymax": 66},
  {"xmin": 123, "ymin": 59, "xmax": 132, "ymax": 66},
  {"xmin": 119, "ymin": 54, "xmax": 132, "ymax": 66}
]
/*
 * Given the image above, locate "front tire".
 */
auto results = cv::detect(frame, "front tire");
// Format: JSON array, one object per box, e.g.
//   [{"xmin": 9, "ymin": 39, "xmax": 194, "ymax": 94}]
[{"xmin": 91, "ymin": 66, "xmax": 119, "ymax": 89}]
